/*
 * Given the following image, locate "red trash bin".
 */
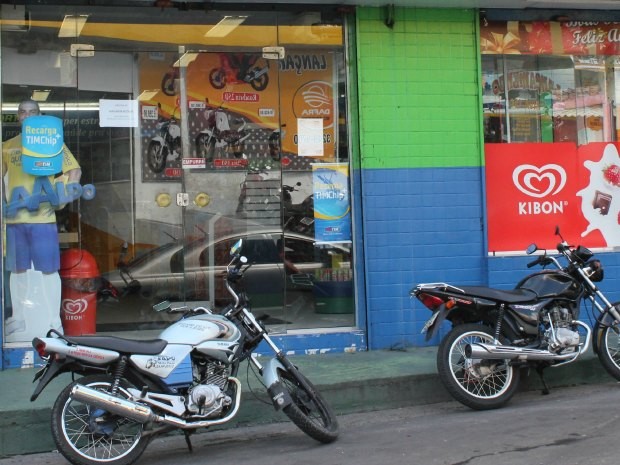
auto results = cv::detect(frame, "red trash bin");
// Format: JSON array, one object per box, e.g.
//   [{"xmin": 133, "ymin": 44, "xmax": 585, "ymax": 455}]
[{"xmin": 59, "ymin": 249, "xmax": 99, "ymax": 336}]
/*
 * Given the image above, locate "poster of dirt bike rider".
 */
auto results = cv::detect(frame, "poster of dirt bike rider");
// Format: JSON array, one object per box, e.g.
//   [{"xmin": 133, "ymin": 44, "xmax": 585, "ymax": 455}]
[{"xmin": 140, "ymin": 50, "xmax": 337, "ymax": 181}]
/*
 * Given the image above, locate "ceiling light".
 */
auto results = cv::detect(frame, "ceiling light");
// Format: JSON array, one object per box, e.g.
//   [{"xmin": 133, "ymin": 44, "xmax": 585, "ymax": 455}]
[
  {"xmin": 138, "ymin": 90, "xmax": 159, "ymax": 101},
  {"xmin": 173, "ymin": 52, "xmax": 199, "ymax": 68},
  {"xmin": 31, "ymin": 90, "xmax": 51, "ymax": 102},
  {"xmin": 58, "ymin": 15, "xmax": 88, "ymax": 38},
  {"xmin": 204, "ymin": 15, "xmax": 247, "ymax": 38}
]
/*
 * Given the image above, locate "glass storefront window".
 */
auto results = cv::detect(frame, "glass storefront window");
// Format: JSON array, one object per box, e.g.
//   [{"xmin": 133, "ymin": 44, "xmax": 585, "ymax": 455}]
[
  {"xmin": 1, "ymin": 3, "xmax": 355, "ymax": 344},
  {"xmin": 481, "ymin": 19, "xmax": 620, "ymax": 253},
  {"xmin": 481, "ymin": 20, "xmax": 620, "ymax": 146}
]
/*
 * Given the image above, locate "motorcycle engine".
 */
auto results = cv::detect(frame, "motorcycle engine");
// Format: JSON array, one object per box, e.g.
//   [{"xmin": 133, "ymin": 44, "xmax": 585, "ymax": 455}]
[
  {"xmin": 186, "ymin": 384, "xmax": 230, "ymax": 416},
  {"xmin": 543, "ymin": 304, "xmax": 580, "ymax": 351},
  {"xmin": 186, "ymin": 359, "xmax": 232, "ymax": 416}
]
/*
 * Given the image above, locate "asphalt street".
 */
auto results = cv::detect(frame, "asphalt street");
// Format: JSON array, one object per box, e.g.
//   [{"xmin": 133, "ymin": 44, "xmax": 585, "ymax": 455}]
[{"xmin": 3, "ymin": 381, "xmax": 620, "ymax": 465}]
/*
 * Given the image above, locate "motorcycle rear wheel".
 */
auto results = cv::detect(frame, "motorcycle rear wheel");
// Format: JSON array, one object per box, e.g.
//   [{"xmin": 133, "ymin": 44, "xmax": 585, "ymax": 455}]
[
  {"xmin": 209, "ymin": 68, "xmax": 226, "ymax": 89},
  {"xmin": 277, "ymin": 367, "xmax": 339, "ymax": 443},
  {"xmin": 596, "ymin": 323, "xmax": 620, "ymax": 380},
  {"xmin": 51, "ymin": 374, "xmax": 149, "ymax": 465},
  {"xmin": 437, "ymin": 324, "xmax": 520, "ymax": 410},
  {"xmin": 161, "ymin": 72, "xmax": 177, "ymax": 96}
]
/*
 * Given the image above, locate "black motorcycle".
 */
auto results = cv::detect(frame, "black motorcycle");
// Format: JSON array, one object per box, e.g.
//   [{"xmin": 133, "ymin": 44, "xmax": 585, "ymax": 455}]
[
  {"xmin": 282, "ymin": 182, "xmax": 314, "ymax": 236},
  {"xmin": 412, "ymin": 227, "xmax": 620, "ymax": 410}
]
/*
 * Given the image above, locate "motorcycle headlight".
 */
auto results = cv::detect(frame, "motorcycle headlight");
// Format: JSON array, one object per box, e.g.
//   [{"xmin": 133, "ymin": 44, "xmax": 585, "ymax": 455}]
[{"xmin": 585, "ymin": 259, "xmax": 604, "ymax": 282}]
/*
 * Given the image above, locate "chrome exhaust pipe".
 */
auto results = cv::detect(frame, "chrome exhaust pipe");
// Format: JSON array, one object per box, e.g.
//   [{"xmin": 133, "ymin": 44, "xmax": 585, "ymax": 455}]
[
  {"xmin": 70, "ymin": 385, "xmax": 160, "ymax": 424},
  {"xmin": 465, "ymin": 343, "xmax": 577, "ymax": 362},
  {"xmin": 70, "ymin": 378, "xmax": 242, "ymax": 430}
]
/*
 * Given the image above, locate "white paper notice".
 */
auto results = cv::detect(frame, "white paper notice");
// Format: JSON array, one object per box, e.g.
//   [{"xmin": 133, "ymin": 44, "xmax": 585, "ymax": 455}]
[
  {"xmin": 99, "ymin": 99, "xmax": 139, "ymax": 127},
  {"xmin": 297, "ymin": 118, "xmax": 324, "ymax": 157}
]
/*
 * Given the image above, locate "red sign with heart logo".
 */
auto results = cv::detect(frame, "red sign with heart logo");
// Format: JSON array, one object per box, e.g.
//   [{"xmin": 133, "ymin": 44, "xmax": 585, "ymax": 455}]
[{"xmin": 485, "ymin": 142, "xmax": 620, "ymax": 253}]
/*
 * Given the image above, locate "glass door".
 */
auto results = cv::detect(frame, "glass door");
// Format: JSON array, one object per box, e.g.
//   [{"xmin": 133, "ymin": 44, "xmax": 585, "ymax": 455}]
[
  {"xmin": 177, "ymin": 49, "xmax": 287, "ymax": 327},
  {"xmin": 178, "ymin": 45, "xmax": 355, "ymax": 333}
]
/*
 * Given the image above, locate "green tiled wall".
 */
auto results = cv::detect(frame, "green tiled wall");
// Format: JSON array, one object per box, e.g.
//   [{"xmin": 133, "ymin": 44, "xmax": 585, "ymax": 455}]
[{"xmin": 356, "ymin": 7, "xmax": 483, "ymax": 169}]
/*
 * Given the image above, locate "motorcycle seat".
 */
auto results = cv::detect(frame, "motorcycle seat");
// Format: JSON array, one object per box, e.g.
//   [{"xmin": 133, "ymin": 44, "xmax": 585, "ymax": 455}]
[
  {"xmin": 62, "ymin": 335, "xmax": 168, "ymax": 355},
  {"xmin": 457, "ymin": 286, "xmax": 538, "ymax": 304}
]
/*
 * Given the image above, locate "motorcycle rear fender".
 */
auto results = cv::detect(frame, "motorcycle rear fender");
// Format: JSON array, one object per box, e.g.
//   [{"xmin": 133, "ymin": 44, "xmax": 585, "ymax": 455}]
[
  {"xmin": 31, "ymin": 358, "xmax": 67, "ymax": 401},
  {"xmin": 424, "ymin": 303, "xmax": 451, "ymax": 342},
  {"xmin": 262, "ymin": 357, "xmax": 293, "ymax": 411}
]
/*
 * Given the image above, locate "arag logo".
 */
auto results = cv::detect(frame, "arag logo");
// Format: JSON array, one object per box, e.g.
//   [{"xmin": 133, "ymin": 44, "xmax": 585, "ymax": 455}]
[
  {"xmin": 292, "ymin": 81, "xmax": 333, "ymax": 128},
  {"xmin": 512, "ymin": 164, "xmax": 568, "ymax": 215}
]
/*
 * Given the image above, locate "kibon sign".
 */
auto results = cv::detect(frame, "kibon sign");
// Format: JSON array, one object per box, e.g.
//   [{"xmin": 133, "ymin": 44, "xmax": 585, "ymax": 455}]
[{"xmin": 485, "ymin": 142, "xmax": 620, "ymax": 253}]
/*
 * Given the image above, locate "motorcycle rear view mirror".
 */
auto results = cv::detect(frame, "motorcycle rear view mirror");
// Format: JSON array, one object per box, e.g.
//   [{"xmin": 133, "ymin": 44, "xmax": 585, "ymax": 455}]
[
  {"xmin": 526, "ymin": 244, "xmax": 538, "ymax": 255},
  {"xmin": 230, "ymin": 239, "xmax": 243, "ymax": 256},
  {"xmin": 153, "ymin": 301, "xmax": 171, "ymax": 312}
]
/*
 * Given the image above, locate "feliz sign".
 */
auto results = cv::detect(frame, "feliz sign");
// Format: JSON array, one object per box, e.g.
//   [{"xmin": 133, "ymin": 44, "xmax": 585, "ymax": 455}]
[{"xmin": 481, "ymin": 20, "xmax": 620, "ymax": 56}]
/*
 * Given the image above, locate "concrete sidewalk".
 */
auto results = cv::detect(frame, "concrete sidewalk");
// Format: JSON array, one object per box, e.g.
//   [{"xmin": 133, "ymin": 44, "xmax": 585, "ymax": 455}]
[{"xmin": 0, "ymin": 347, "xmax": 613, "ymax": 458}]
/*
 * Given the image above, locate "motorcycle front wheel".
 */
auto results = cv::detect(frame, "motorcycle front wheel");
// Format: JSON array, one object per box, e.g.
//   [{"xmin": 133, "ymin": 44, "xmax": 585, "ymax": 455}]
[
  {"xmin": 51, "ymin": 374, "xmax": 148, "ymax": 465},
  {"xmin": 277, "ymin": 367, "xmax": 339, "ymax": 443},
  {"xmin": 437, "ymin": 324, "xmax": 520, "ymax": 410},
  {"xmin": 147, "ymin": 141, "xmax": 167, "ymax": 173},
  {"xmin": 249, "ymin": 70, "xmax": 269, "ymax": 91},
  {"xmin": 596, "ymin": 322, "xmax": 620, "ymax": 380}
]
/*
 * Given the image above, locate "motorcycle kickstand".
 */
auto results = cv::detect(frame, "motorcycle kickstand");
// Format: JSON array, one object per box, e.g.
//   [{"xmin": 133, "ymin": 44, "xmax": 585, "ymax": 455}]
[
  {"xmin": 535, "ymin": 365, "xmax": 551, "ymax": 395},
  {"xmin": 183, "ymin": 430, "xmax": 194, "ymax": 453}
]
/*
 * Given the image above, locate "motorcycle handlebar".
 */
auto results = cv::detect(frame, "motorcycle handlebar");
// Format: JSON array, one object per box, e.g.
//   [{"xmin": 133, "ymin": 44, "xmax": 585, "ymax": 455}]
[
  {"xmin": 527, "ymin": 255, "xmax": 556, "ymax": 269},
  {"xmin": 527, "ymin": 258, "xmax": 540, "ymax": 268}
]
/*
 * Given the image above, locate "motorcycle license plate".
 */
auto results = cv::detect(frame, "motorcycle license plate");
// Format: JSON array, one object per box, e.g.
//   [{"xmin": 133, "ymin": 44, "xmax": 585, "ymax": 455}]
[{"xmin": 421, "ymin": 311, "xmax": 440, "ymax": 334}]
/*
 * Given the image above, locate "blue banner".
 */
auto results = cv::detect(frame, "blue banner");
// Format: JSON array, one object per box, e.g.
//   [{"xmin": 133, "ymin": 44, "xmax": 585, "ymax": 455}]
[{"xmin": 312, "ymin": 163, "xmax": 351, "ymax": 243}]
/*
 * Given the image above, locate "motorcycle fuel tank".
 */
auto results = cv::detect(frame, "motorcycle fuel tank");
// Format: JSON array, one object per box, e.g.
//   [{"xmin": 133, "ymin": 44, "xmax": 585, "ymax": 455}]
[
  {"xmin": 516, "ymin": 270, "xmax": 582, "ymax": 301},
  {"xmin": 159, "ymin": 314, "xmax": 240, "ymax": 346}
]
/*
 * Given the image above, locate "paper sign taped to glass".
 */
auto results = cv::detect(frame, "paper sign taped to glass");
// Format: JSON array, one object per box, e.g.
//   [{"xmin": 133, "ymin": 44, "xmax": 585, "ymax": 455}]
[{"xmin": 21, "ymin": 115, "xmax": 64, "ymax": 176}]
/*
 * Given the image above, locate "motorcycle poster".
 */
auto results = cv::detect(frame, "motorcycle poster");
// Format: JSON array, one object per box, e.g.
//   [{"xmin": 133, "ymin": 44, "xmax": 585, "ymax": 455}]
[
  {"xmin": 137, "ymin": 51, "xmax": 338, "ymax": 182},
  {"xmin": 485, "ymin": 141, "xmax": 620, "ymax": 253}
]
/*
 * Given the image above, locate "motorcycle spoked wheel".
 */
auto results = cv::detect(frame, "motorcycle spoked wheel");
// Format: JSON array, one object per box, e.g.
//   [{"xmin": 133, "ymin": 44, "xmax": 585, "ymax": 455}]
[
  {"xmin": 209, "ymin": 68, "xmax": 226, "ymax": 89},
  {"xmin": 147, "ymin": 141, "xmax": 167, "ymax": 174},
  {"xmin": 277, "ymin": 367, "xmax": 339, "ymax": 443},
  {"xmin": 161, "ymin": 72, "xmax": 177, "ymax": 96},
  {"xmin": 195, "ymin": 134, "xmax": 216, "ymax": 161},
  {"xmin": 437, "ymin": 324, "xmax": 520, "ymax": 410},
  {"xmin": 596, "ymin": 321, "xmax": 620, "ymax": 381},
  {"xmin": 51, "ymin": 375, "xmax": 149, "ymax": 465},
  {"xmin": 249, "ymin": 69, "xmax": 269, "ymax": 91}
]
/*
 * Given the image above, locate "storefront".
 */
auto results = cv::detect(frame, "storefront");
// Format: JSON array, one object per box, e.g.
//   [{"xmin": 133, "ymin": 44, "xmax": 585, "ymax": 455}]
[
  {"xmin": 6, "ymin": 2, "xmax": 620, "ymax": 369},
  {"xmin": 0, "ymin": 3, "xmax": 364, "ymax": 368}
]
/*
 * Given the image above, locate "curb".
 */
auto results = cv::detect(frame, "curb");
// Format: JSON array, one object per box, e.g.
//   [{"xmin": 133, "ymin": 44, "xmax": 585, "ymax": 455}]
[{"xmin": 0, "ymin": 349, "xmax": 613, "ymax": 458}]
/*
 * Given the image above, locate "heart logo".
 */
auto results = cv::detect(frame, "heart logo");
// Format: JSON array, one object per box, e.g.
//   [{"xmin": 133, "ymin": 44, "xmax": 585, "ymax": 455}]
[
  {"xmin": 512, "ymin": 164, "xmax": 567, "ymax": 198},
  {"xmin": 62, "ymin": 298, "xmax": 87, "ymax": 315}
]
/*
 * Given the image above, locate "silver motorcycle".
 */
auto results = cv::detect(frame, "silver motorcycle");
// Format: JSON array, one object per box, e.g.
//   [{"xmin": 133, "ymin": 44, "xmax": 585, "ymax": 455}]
[{"xmin": 31, "ymin": 239, "xmax": 338, "ymax": 465}]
